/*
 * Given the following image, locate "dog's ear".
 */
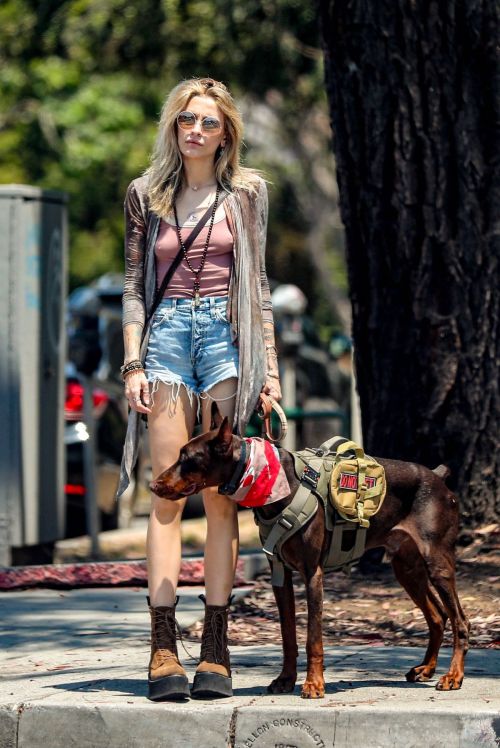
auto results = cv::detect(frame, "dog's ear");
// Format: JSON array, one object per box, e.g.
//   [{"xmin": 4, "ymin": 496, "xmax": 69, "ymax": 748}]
[
  {"xmin": 213, "ymin": 416, "xmax": 233, "ymax": 455},
  {"xmin": 210, "ymin": 401, "xmax": 224, "ymax": 430}
]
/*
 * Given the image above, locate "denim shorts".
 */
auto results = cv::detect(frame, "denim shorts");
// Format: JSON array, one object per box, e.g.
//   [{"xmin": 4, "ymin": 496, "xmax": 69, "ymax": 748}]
[{"xmin": 145, "ymin": 296, "xmax": 239, "ymax": 410}]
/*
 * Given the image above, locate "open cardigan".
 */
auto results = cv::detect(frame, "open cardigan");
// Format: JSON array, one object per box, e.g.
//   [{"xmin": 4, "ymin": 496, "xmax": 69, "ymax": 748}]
[{"xmin": 116, "ymin": 174, "xmax": 275, "ymax": 497}]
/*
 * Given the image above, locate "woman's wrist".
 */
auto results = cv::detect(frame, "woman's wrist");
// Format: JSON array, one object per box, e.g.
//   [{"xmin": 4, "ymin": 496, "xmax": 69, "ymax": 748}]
[
  {"xmin": 120, "ymin": 360, "xmax": 144, "ymax": 380},
  {"xmin": 123, "ymin": 354, "xmax": 141, "ymax": 365}
]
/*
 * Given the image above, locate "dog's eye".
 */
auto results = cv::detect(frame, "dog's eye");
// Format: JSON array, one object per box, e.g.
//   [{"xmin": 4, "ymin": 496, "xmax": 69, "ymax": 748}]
[{"xmin": 180, "ymin": 457, "xmax": 198, "ymax": 474}]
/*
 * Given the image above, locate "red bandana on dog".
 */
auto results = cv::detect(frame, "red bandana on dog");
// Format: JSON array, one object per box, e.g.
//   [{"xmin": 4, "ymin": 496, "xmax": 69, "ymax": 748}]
[{"xmin": 231, "ymin": 438, "xmax": 290, "ymax": 507}]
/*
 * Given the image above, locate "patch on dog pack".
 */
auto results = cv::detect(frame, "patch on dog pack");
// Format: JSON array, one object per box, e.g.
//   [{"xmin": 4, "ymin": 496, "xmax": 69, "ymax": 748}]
[
  {"xmin": 339, "ymin": 473, "xmax": 377, "ymax": 491},
  {"xmin": 302, "ymin": 464, "xmax": 320, "ymax": 487}
]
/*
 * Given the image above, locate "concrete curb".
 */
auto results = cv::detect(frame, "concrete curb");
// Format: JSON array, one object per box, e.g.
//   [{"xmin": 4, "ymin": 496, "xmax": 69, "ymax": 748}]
[{"xmin": 1, "ymin": 701, "xmax": 499, "ymax": 748}]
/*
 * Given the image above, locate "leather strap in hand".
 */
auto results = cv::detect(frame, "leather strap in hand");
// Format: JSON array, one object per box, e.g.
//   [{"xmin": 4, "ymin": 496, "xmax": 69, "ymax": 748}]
[{"xmin": 257, "ymin": 393, "xmax": 288, "ymax": 443}]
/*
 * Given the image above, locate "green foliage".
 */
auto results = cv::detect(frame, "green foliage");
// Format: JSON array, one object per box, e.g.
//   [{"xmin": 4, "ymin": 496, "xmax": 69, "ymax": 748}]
[{"xmin": 0, "ymin": 0, "xmax": 346, "ymax": 341}]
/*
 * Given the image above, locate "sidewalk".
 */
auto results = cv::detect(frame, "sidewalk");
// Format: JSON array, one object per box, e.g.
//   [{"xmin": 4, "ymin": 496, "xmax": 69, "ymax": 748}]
[{"xmin": 1, "ymin": 586, "xmax": 499, "ymax": 748}]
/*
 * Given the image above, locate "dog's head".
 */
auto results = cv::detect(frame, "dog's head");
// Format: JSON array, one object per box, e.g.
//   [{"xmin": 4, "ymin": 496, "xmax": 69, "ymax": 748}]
[{"xmin": 149, "ymin": 402, "xmax": 236, "ymax": 500}]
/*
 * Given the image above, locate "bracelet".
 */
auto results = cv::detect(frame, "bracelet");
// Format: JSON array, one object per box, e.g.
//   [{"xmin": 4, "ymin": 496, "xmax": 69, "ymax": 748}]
[
  {"xmin": 120, "ymin": 360, "xmax": 144, "ymax": 380},
  {"xmin": 122, "ymin": 366, "xmax": 144, "ymax": 380}
]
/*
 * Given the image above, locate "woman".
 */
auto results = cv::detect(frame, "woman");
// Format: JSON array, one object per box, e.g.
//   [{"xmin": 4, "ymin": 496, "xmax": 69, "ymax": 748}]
[{"xmin": 117, "ymin": 77, "xmax": 281, "ymax": 701}]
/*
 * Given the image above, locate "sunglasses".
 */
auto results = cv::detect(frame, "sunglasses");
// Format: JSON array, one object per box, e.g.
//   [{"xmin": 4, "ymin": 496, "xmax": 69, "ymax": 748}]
[{"xmin": 177, "ymin": 110, "xmax": 222, "ymax": 133}]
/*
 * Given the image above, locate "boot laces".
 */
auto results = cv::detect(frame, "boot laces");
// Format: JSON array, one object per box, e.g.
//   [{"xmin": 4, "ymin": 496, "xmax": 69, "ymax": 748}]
[
  {"xmin": 150, "ymin": 606, "xmax": 197, "ymax": 662},
  {"xmin": 151, "ymin": 607, "xmax": 178, "ymax": 660},
  {"xmin": 201, "ymin": 608, "xmax": 228, "ymax": 664}
]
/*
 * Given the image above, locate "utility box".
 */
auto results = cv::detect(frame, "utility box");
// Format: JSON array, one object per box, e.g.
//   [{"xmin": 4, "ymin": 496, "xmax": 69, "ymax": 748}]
[{"xmin": 0, "ymin": 185, "xmax": 67, "ymax": 564}]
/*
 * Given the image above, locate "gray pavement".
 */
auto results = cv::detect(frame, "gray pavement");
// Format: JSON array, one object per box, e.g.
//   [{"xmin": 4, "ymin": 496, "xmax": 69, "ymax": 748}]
[{"xmin": 1, "ymin": 587, "xmax": 499, "ymax": 748}]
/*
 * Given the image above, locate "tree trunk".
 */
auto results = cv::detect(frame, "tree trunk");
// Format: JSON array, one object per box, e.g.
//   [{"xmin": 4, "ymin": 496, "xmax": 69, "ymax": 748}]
[{"xmin": 319, "ymin": 0, "xmax": 499, "ymax": 527}]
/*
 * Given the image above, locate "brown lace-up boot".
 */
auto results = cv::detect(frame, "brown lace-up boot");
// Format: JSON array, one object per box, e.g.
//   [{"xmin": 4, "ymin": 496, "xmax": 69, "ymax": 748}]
[
  {"xmin": 191, "ymin": 595, "xmax": 234, "ymax": 698},
  {"xmin": 147, "ymin": 596, "xmax": 190, "ymax": 700}
]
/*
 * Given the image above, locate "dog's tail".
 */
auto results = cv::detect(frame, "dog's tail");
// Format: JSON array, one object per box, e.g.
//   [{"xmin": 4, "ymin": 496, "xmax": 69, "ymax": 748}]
[{"xmin": 433, "ymin": 464, "xmax": 451, "ymax": 482}]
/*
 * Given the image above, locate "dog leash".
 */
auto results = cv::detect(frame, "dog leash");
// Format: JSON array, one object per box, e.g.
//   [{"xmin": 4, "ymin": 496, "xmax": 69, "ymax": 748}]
[{"xmin": 257, "ymin": 393, "xmax": 288, "ymax": 443}]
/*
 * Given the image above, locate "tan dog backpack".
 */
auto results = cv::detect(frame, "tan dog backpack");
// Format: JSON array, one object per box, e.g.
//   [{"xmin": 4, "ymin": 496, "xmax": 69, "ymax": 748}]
[{"xmin": 328, "ymin": 440, "xmax": 386, "ymax": 527}]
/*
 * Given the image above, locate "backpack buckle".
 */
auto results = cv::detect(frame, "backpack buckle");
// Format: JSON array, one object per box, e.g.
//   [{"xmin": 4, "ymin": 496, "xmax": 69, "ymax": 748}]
[{"xmin": 278, "ymin": 516, "xmax": 293, "ymax": 530}]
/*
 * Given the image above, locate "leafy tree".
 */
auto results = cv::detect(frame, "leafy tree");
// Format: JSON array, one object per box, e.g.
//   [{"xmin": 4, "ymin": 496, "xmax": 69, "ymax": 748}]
[{"xmin": 1, "ymin": 0, "xmax": 347, "ymax": 335}]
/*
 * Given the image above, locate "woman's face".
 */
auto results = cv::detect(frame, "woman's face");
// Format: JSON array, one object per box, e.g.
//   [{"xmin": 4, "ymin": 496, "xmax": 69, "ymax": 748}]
[{"xmin": 176, "ymin": 95, "xmax": 226, "ymax": 162}]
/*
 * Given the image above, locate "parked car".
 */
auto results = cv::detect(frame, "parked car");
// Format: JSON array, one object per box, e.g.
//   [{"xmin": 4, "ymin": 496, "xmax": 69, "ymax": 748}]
[
  {"xmin": 65, "ymin": 274, "xmax": 147, "ymax": 537},
  {"xmin": 64, "ymin": 361, "xmax": 135, "ymax": 537}
]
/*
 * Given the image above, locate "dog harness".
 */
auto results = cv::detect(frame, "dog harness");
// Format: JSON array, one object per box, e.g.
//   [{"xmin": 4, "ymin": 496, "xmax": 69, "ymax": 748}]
[
  {"xmin": 218, "ymin": 437, "xmax": 291, "ymax": 508},
  {"xmin": 254, "ymin": 437, "xmax": 385, "ymax": 586}
]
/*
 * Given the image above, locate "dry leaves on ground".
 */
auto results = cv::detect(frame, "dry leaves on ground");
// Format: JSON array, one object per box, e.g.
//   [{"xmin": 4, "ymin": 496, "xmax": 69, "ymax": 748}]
[{"xmin": 186, "ymin": 524, "xmax": 500, "ymax": 649}]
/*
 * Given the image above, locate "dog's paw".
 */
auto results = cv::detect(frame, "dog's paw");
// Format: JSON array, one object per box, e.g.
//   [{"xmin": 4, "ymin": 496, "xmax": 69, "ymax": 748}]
[
  {"xmin": 267, "ymin": 675, "xmax": 296, "ymax": 694},
  {"xmin": 301, "ymin": 680, "xmax": 325, "ymax": 699},
  {"xmin": 405, "ymin": 664, "xmax": 435, "ymax": 682},
  {"xmin": 436, "ymin": 672, "xmax": 463, "ymax": 691}
]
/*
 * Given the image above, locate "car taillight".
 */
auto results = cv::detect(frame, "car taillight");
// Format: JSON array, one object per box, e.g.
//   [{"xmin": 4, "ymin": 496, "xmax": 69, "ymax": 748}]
[
  {"xmin": 65, "ymin": 380, "xmax": 109, "ymax": 421},
  {"xmin": 65, "ymin": 381, "xmax": 84, "ymax": 418},
  {"xmin": 65, "ymin": 483, "xmax": 86, "ymax": 495}
]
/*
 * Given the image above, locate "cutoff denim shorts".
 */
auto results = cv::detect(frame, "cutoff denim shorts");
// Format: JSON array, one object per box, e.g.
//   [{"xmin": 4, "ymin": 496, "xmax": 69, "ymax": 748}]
[{"xmin": 145, "ymin": 296, "xmax": 239, "ymax": 409}]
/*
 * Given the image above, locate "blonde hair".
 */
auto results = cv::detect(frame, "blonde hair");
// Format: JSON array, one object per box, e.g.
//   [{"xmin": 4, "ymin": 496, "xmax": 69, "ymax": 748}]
[{"xmin": 146, "ymin": 77, "xmax": 261, "ymax": 217}]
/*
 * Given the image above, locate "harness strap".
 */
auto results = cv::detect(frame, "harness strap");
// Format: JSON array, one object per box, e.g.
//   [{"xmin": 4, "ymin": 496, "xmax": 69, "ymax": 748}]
[
  {"xmin": 316, "ymin": 435, "xmax": 349, "ymax": 456},
  {"xmin": 334, "ymin": 439, "xmax": 365, "ymax": 459},
  {"xmin": 257, "ymin": 482, "xmax": 318, "ymax": 586}
]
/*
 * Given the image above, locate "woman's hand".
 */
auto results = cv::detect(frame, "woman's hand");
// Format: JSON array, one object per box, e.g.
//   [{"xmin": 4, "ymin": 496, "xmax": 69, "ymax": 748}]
[
  {"xmin": 261, "ymin": 375, "xmax": 282, "ymax": 402},
  {"xmin": 124, "ymin": 370, "xmax": 152, "ymax": 414}
]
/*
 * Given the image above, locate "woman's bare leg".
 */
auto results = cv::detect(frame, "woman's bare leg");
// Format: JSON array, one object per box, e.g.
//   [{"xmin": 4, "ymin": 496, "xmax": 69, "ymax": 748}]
[
  {"xmin": 147, "ymin": 382, "xmax": 196, "ymax": 607},
  {"xmin": 200, "ymin": 377, "xmax": 239, "ymax": 606}
]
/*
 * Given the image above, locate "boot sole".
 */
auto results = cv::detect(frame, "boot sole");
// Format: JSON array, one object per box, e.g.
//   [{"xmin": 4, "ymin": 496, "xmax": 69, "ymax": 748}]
[
  {"xmin": 191, "ymin": 671, "xmax": 233, "ymax": 699},
  {"xmin": 148, "ymin": 673, "xmax": 190, "ymax": 701}
]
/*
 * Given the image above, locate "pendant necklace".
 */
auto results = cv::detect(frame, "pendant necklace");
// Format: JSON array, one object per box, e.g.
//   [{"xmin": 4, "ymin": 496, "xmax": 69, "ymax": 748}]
[
  {"xmin": 186, "ymin": 191, "xmax": 216, "ymax": 222},
  {"xmin": 174, "ymin": 185, "xmax": 221, "ymax": 307},
  {"xmin": 190, "ymin": 181, "xmax": 217, "ymax": 192}
]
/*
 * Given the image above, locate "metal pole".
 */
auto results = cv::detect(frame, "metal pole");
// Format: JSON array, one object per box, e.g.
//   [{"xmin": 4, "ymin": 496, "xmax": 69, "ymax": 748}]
[
  {"xmin": 350, "ymin": 349, "xmax": 363, "ymax": 445},
  {"xmin": 81, "ymin": 375, "xmax": 100, "ymax": 556},
  {"xmin": 281, "ymin": 356, "xmax": 297, "ymax": 452}
]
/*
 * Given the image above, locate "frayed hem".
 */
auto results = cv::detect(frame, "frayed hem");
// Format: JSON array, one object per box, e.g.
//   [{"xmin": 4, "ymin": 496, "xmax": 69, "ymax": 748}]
[{"xmin": 147, "ymin": 376, "xmax": 201, "ymax": 420}]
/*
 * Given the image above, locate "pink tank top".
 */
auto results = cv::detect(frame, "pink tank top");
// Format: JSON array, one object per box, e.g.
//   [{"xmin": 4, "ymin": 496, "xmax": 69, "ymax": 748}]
[{"xmin": 155, "ymin": 214, "xmax": 234, "ymax": 298}]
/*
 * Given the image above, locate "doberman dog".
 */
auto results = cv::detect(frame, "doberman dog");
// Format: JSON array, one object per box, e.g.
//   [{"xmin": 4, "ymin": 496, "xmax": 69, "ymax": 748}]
[{"xmin": 150, "ymin": 403, "xmax": 469, "ymax": 699}]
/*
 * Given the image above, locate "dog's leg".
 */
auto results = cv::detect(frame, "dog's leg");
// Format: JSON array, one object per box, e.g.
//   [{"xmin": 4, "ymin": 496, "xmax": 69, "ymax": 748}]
[
  {"xmin": 267, "ymin": 566, "xmax": 298, "ymax": 694},
  {"xmin": 301, "ymin": 566, "xmax": 325, "ymax": 699},
  {"xmin": 424, "ymin": 549, "xmax": 469, "ymax": 691},
  {"xmin": 392, "ymin": 551, "xmax": 447, "ymax": 682}
]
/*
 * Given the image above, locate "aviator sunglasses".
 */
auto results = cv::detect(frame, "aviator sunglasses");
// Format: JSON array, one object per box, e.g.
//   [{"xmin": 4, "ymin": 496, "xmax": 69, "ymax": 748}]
[{"xmin": 177, "ymin": 110, "xmax": 222, "ymax": 133}]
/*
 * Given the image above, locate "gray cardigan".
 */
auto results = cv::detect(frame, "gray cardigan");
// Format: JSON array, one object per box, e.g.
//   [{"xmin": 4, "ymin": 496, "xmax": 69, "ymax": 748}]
[{"xmin": 116, "ymin": 174, "xmax": 275, "ymax": 497}]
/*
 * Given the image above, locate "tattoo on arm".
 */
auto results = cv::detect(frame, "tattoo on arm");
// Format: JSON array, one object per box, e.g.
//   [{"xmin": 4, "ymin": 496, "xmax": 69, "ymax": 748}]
[{"xmin": 123, "ymin": 323, "xmax": 143, "ymax": 363}]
